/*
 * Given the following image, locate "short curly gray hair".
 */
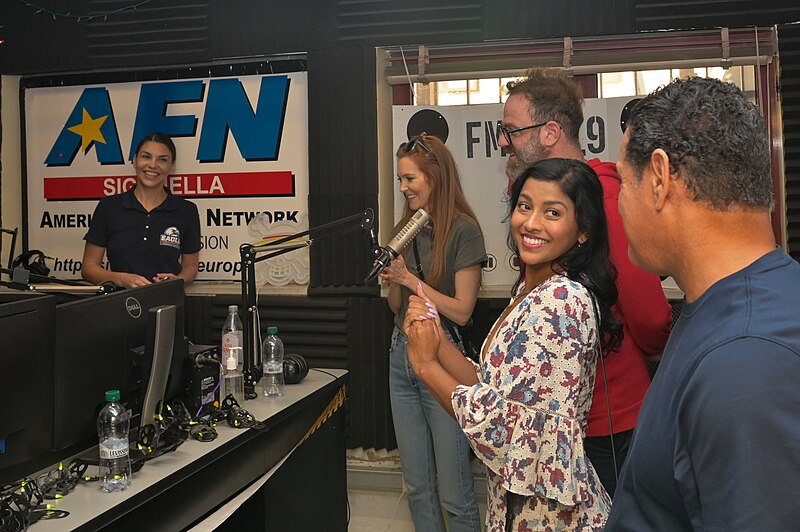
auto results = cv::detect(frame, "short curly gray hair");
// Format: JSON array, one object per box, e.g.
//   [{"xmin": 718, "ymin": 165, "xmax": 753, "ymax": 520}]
[{"xmin": 624, "ymin": 76, "xmax": 773, "ymax": 211}]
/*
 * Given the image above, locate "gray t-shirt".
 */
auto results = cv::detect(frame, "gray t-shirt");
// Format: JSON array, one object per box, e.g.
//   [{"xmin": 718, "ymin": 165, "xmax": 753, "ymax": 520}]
[{"xmin": 394, "ymin": 216, "xmax": 486, "ymax": 328}]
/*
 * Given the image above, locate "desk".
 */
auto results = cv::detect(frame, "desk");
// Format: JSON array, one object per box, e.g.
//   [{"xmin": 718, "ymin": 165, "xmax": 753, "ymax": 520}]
[{"xmin": 31, "ymin": 369, "xmax": 348, "ymax": 532}]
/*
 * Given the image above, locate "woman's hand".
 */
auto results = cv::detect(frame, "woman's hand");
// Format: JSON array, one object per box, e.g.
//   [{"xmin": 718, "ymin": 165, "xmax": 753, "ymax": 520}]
[
  {"xmin": 403, "ymin": 283, "xmax": 442, "ymax": 329},
  {"xmin": 404, "ymin": 283, "xmax": 442, "ymax": 374},
  {"xmin": 117, "ymin": 272, "xmax": 152, "ymax": 288},
  {"xmin": 379, "ymin": 254, "xmax": 414, "ymax": 288},
  {"xmin": 407, "ymin": 319, "xmax": 441, "ymax": 374}
]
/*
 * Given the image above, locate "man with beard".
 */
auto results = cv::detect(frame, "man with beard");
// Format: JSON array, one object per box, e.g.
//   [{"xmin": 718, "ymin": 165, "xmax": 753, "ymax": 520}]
[{"xmin": 498, "ymin": 68, "xmax": 672, "ymax": 496}]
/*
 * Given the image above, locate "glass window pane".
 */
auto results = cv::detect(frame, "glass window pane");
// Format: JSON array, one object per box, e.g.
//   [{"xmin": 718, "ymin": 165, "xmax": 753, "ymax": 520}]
[
  {"xmin": 742, "ymin": 65, "xmax": 756, "ymax": 92},
  {"xmin": 436, "ymin": 80, "xmax": 467, "ymax": 106},
  {"xmin": 706, "ymin": 67, "xmax": 727, "ymax": 80},
  {"xmin": 599, "ymin": 72, "xmax": 636, "ymax": 97},
  {"xmin": 500, "ymin": 77, "xmax": 517, "ymax": 102},
  {"xmin": 673, "ymin": 68, "xmax": 698, "ymax": 81},
  {"xmin": 636, "ymin": 70, "xmax": 671, "ymax": 95},
  {"xmin": 742, "ymin": 65, "xmax": 758, "ymax": 103},
  {"xmin": 470, "ymin": 78, "xmax": 501, "ymax": 104},
  {"xmin": 407, "ymin": 64, "xmax": 759, "ymax": 107},
  {"xmin": 721, "ymin": 65, "xmax": 743, "ymax": 87}
]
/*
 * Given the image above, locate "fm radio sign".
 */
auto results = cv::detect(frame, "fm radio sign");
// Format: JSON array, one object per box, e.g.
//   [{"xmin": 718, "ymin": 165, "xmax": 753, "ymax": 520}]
[{"xmin": 24, "ymin": 72, "xmax": 310, "ymax": 281}]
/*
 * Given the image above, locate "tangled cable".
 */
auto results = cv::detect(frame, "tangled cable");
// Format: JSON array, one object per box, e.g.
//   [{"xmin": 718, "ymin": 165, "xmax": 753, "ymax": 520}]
[
  {"xmin": 1, "ymin": 476, "xmax": 69, "ymax": 531},
  {"xmin": 0, "ymin": 395, "xmax": 263, "ymax": 531},
  {"xmin": 174, "ymin": 394, "xmax": 265, "ymax": 443}
]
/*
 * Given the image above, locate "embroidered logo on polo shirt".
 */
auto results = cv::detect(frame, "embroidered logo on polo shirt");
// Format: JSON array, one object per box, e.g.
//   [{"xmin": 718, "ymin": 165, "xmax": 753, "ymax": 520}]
[{"xmin": 160, "ymin": 227, "xmax": 181, "ymax": 249}]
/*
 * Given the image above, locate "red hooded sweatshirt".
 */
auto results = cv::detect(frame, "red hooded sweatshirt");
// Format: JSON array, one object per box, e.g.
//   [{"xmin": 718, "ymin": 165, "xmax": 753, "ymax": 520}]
[{"xmin": 586, "ymin": 158, "xmax": 673, "ymax": 436}]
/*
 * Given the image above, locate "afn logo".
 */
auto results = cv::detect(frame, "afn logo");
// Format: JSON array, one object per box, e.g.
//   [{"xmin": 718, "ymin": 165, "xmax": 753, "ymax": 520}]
[{"xmin": 45, "ymin": 76, "xmax": 291, "ymax": 166}]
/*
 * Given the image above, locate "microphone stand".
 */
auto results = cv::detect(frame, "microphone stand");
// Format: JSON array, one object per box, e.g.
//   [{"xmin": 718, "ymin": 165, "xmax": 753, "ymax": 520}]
[{"xmin": 239, "ymin": 208, "xmax": 377, "ymax": 398}]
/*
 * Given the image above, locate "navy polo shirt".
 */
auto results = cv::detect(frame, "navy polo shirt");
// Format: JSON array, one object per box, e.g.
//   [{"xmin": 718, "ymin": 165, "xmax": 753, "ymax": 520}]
[{"xmin": 84, "ymin": 187, "xmax": 201, "ymax": 281}]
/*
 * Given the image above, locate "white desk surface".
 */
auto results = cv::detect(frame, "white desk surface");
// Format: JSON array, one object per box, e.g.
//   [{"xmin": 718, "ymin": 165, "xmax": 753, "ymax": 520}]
[{"xmin": 31, "ymin": 368, "xmax": 347, "ymax": 531}]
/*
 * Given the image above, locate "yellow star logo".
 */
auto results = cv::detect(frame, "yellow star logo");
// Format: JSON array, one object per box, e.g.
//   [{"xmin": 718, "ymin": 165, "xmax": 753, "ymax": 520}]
[{"xmin": 67, "ymin": 108, "xmax": 108, "ymax": 154}]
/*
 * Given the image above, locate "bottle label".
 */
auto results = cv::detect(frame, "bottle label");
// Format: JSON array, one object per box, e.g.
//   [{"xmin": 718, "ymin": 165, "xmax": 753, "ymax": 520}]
[
  {"xmin": 222, "ymin": 332, "xmax": 243, "ymax": 364},
  {"xmin": 264, "ymin": 361, "xmax": 282, "ymax": 374},
  {"xmin": 99, "ymin": 438, "xmax": 130, "ymax": 459},
  {"xmin": 222, "ymin": 331, "xmax": 241, "ymax": 347}
]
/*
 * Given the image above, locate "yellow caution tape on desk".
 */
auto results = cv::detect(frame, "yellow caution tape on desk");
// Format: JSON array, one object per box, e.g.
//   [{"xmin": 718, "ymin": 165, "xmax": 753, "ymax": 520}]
[{"xmin": 301, "ymin": 384, "xmax": 346, "ymax": 443}]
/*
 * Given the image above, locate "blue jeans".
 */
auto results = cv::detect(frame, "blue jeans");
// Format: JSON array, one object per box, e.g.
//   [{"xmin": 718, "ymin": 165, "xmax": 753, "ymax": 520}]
[{"xmin": 389, "ymin": 326, "xmax": 481, "ymax": 532}]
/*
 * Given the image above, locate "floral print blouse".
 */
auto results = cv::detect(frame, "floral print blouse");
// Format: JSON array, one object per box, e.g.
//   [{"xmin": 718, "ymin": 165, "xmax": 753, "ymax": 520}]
[{"xmin": 451, "ymin": 274, "xmax": 610, "ymax": 531}]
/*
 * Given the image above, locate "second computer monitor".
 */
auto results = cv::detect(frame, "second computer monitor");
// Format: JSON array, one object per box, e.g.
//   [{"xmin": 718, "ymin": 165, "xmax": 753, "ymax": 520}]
[{"xmin": 52, "ymin": 280, "xmax": 188, "ymax": 453}]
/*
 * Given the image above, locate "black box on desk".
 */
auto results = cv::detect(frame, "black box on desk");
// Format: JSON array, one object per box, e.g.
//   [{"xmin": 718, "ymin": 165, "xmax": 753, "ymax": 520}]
[{"xmin": 186, "ymin": 344, "xmax": 221, "ymax": 416}]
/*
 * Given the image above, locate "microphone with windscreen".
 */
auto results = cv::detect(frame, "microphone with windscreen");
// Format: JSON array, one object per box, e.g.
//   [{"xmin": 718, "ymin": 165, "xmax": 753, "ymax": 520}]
[{"xmin": 365, "ymin": 209, "xmax": 431, "ymax": 282}]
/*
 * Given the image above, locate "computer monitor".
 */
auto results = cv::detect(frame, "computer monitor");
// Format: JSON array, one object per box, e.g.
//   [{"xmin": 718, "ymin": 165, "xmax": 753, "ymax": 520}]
[
  {"xmin": 52, "ymin": 280, "xmax": 189, "ymax": 454},
  {"xmin": 0, "ymin": 294, "xmax": 56, "ymax": 484}
]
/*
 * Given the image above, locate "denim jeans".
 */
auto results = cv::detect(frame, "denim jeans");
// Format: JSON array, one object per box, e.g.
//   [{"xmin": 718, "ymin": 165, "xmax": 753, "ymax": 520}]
[
  {"xmin": 389, "ymin": 326, "xmax": 481, "ymax": 532},
  {"xmin": 585, "ymin": 428, "xmax": 634, "ymax": 498}
]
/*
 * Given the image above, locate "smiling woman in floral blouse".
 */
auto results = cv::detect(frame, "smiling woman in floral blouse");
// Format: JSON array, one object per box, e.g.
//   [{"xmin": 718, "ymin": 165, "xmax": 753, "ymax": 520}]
[{"xmin": 404, "ymin": 158, "xmax": 623, "ymax": 531}]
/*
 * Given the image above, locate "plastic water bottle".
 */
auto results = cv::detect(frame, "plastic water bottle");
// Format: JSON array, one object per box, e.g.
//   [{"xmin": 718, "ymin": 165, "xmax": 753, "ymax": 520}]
[
  {"xmin": 262, "ymin": 326, "xmax": 284, "ymax": 397},
  {"xmin": 97, "ymin": 390, "xmax": 131, "ymax": 492},
  {"xmin": 222, "ymin": 305, "xmax": 244, "ymax": 372},
  {"xmin": 223, "ymin": 350, "xmax": 245, "ymax": 404}
]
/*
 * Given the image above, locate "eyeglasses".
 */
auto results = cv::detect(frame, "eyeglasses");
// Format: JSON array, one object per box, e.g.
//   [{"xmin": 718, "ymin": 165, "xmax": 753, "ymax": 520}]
[
  {"xmin": 498, "ymin": 121, "xmax": 548, "ymax": 144},
  {"xmin": 400, "ymin": 136, "xmax": 432, "ymax": 155}
]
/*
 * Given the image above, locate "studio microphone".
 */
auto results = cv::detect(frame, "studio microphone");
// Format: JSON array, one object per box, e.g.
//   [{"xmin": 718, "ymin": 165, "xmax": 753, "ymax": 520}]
[{"xmin": 365, "ymin": 208, "xmax": 431, "ymax": 282}]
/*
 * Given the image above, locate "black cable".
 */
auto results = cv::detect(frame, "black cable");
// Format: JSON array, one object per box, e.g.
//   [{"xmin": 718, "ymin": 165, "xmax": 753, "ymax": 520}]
[
  {"xmin": 1, "ymin": 473, "xmax": 71, "ymax": 532},
  {"xmin": 310, "ymin": 368, "xmax": 338, "ymax": 380},
  {"xmin": 171, "ymin": 394, "xmax": 267, "ymax": 442},
  {"xmin": 37, "ymin": 462, "xmax": 84, "ymax": 499},
  {"xmin": 0, "ymin": 393, "xmax": 272, "ymax": 532}
]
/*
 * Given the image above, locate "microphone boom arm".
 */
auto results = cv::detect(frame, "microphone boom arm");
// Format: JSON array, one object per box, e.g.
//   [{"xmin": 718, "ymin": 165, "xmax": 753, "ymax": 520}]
[{"xmin": 239, "ymin": 208, "xmax": 375, "ymax": 397}]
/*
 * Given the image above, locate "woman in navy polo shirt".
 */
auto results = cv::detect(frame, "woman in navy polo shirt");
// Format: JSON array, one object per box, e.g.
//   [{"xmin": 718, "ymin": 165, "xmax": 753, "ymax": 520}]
[{"xmin": 81, "ymin": 133, "xmax": 201, "ymax": 288}]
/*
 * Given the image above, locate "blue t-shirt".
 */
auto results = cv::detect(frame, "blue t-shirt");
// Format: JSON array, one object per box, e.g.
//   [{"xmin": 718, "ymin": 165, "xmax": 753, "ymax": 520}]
[
  {"xmin": 607, "ymin": 248, "xmax": 800, "ymax": 531},
  {"xmin": 84, "ymin": 187, "xmax": 201, "ymax": 281}
]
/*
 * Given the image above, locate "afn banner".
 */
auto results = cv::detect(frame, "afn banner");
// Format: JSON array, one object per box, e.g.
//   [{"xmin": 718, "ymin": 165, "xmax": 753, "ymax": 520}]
[
  {"xmin": 24, "ymin": 72, "xmax": 309, "ymax": 282},
  {"xmin": 392, "ymin": 96, "xmax": 637, "ymax": 288}
]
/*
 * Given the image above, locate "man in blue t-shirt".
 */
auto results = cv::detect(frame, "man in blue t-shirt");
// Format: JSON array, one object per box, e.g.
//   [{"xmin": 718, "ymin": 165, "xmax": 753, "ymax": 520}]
[{"xmin": 607, "ymin": 77, "xmax": 800, "ymax": 530}]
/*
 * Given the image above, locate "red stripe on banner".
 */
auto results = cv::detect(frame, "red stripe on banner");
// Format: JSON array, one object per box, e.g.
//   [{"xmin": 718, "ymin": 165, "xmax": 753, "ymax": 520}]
[{"xmin": 42, "ymin": 171, "xmax": 295, "ymax": 200}]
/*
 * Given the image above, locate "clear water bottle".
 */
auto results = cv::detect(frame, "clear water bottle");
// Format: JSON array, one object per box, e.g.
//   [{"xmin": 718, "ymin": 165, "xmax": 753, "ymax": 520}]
[
  {"xmin": 262, "ymin": 326, "xmax": 284, "ymax": 397},
  {"xmin": 97, "ymin": 390, "xmax": 131, "ymax": 492},
  {"xmin": 223, "ymin": 350, "xmax": 245, "ymax": 404},
  {"xmin": 222, "ymin": 305, "xmax": 244, "ymax": 372}
]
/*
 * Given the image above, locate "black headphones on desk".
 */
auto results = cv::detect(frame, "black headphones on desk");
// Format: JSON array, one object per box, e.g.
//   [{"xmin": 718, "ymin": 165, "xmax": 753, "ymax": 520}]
[
  {"xmin": 12, "ymin": 250, "xmax": 50, "ymax": 277},
  {"xmin": 284, "ymin": 353, "xmax": 308, "ymax": 384}
]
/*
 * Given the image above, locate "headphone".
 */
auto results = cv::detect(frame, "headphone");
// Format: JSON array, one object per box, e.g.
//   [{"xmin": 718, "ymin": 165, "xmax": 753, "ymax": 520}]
[
  {"xmin": 12, "ymin": 250, "xmax": 50, "ymax": 277},
  {"xmin": 283, "ymin": 353, "xmax": 308, "ymax": 385}
]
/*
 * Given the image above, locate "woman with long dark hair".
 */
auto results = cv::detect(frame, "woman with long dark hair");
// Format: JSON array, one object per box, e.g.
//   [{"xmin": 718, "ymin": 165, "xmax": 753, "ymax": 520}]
[{"xmin": 404, "ymin": 158, "xmax": 622, "ymax": 531}]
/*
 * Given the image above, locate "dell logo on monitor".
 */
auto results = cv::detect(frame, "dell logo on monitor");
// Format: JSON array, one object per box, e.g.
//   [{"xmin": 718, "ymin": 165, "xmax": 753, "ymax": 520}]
[{"xmin": 125, "ymin": 297, "xmax": 142, "ymax": 318}]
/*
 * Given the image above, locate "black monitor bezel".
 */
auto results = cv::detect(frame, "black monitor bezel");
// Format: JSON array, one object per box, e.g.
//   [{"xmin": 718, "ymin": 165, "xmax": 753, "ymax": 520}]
[{"xmin": 52, "ymin": 280, "xmax": 188, "ymax": 455}]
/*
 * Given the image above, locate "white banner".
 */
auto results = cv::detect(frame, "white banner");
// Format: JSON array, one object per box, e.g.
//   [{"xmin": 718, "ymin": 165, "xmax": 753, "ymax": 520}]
[
  {"xmin": 24, "ymin": 72, "xmax": 309, "ymax": 282},
  {"xmin": 392, "ymin": 96, "xmax": 637, "ymax": 288}
]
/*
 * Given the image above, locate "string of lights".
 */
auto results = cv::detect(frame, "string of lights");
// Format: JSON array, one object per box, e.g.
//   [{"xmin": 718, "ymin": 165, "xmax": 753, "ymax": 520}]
[{"xmin": 16, "ymin": 0, "xmax": 153, "ymax": 24}]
